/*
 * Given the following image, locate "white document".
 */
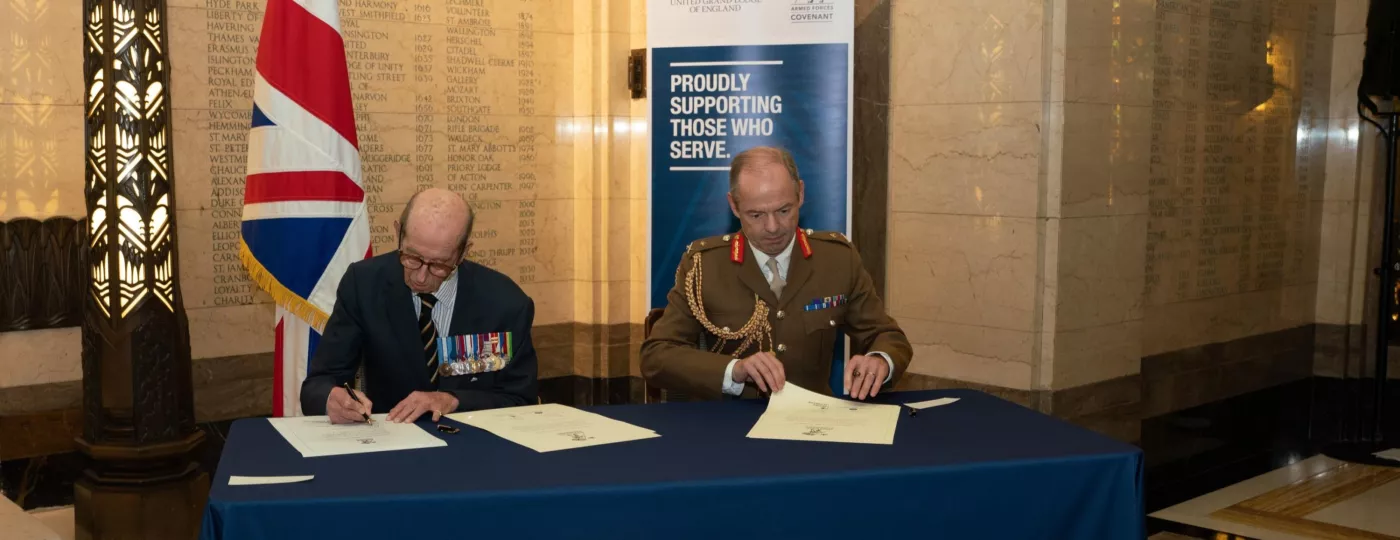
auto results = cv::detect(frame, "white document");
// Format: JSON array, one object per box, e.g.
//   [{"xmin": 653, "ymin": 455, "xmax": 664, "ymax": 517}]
[
  {"xmin": 228, "ymin": 475, "xmax": 314, "ymax": 486},
  {"xmin": 746, "ymin": 383, "xmax": 900, "ymax": 445},
  {"xmin": 905, "ymin": 397, "xmax": 960, "ymax": 410},
  {"xmin": 447, "ymin": 403, "xmax": 659, "ymax": 453},
  {"xmin": 267, "ymin": 415, "xmax": 447, "ymax": 458},
  {"xmin": 1376, "ymin": 448, "xmax": 1400, "ymax": 463}
]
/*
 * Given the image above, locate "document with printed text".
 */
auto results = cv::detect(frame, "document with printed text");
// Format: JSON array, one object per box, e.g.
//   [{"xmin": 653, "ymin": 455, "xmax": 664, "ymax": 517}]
[
  {"xmin": 447, "ymin": 403, "xmax": 659, "ymax": 453},
  {"xmin": 268, "ymin": 415, "xmax": 447, "ymax": 458},
  {"xmin": 747, "ymin": 383, "xmax": 900, "ymax": 445}
]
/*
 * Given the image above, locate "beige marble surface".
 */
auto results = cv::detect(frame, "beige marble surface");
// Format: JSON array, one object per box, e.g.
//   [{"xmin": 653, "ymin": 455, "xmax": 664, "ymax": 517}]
[
  {"xmin": 888, "ymin": 212, "xmax": 1040, "ymax": 332},
  {"xmin": 890, "ymin": 0, "xmax": 1045, "ymax": 106},
  {"xmin": 1051, "ymin": 319, "xmax": 1143, "ymax": 389},
  {"xmin": 888, "ymin": 103, "xmax": 1043, "ymax": 218},
  {"xmin": 1144, "ymin": 285, "xmax": 1318, "ymax": 357},
  {"xmin": 187, "ymin": 303, "xmax": 275, "ymax": 359},
  {"xmin": 27, "ymin": 507, "xmax": 72, "ymax": 540},
  {"xmin": 1153, "ymin": 454, "xmax": 1400, "ymax": 540},
  {"xmin": 1059, "ymin": 103, "xmax": 1152, "ymax": 218},
  {"xmin": 1055, "ymin": 215, "xmax": 1147, "ymax": 331},
  {"xmin": 0, "ymin": 104, "xmax": 86, "ymax": 219},
  {"xmin": 1328, "ymin": 33, "xmax": 1365, "ymax": 128},
  {"xmin": 0, "ymin": 327, "xmax": 80, "ymax": 387},
  {"xmin": 899, "ymin": 317, "xmax": 1036, "ymax": 391},
  {"xmin": 1334, "ymin": 0, "xmax": 1367, "ymax": 35},
  {"xmin": 1151, "ymin": 455, "xmax": 1345, "ymax": 540},
  {"xmin": 1323, "ymin": 117, "xmax": 1362, "ymax": 202},
  {"xmin": 0, "ymin": 0, "xmax": 84, "ymax": 107},
  {"xmin": 0, "ymin": 498, "xmax": 59, "ymax": 540},
  {"xmin": 1314, "ymin": 199, "xmax": 1360, "ymax": 325},
  {"xmin": 1304, "ymin": 478, "xmax": 1400, "ymax": 536},
  {"xmin": 1063, "ymin": 0, "xmax": 1155, "ymax": 107}
]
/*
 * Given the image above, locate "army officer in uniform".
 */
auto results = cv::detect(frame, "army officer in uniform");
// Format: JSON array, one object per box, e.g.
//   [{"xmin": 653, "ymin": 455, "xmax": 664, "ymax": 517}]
[{"xmin": 642, "ymin": 146, "xmax": 912, "ymax": 400}]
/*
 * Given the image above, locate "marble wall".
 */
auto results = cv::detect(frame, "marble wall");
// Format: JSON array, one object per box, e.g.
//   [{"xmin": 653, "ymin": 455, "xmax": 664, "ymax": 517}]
[
  {"xmin": 887, "ymin": 0, "xmax": 1048, "ymax": 391},
  {"xmin": 0, "ymin": 0, "xmax": 649, "ymax": 394},
  {"xmin": 890, "ymin": 0, "xmax": 1344, "ymax": 394},
  {"xmin": 1316, "ymin": 0, "xmax": 1368, "ymax": 331},
  {"xmin": 0, "ymin": 0, "xmax": 87, "ymax": 396},
  {"xmin": 1, "ymin": 0, "xmax": 1374, "ymax": 400}
]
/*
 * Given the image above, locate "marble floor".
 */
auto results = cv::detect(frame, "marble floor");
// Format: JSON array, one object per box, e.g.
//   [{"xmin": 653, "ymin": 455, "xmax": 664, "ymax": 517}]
[
  {"xmin": 28, "ymin": 507, "xmax": 73, "ymax": 540},
  {"xmin": 1152, "ymin": 455, "xmax": 1400, "ymax": 539}
]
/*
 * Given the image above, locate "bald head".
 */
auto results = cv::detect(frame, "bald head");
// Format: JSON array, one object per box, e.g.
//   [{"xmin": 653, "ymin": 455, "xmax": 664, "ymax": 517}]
[
  {"xmin": 398, "ymin": 188, "xmax": 474, "ymax": 251},
  {"xmin": 396, "ymin": 189, "xmax": 475, "ymax": 292}
]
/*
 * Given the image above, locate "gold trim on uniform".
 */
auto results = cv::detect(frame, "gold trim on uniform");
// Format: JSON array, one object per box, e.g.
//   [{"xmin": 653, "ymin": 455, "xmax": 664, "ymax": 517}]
[{"xmin": 683, "ymin": 250, "xmax": 774, "ymax": 359}]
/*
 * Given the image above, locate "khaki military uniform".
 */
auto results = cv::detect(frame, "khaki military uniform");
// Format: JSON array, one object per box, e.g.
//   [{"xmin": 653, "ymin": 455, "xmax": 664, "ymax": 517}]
[{"xmin": 642, "ymin": 229, "xmax": 912, "ymax": 400}]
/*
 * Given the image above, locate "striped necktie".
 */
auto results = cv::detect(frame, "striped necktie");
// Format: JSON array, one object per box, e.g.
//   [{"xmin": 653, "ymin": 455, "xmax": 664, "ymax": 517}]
[{"xmin": 418, "ymin": 293, "xmax": 439, "ymax": 385}]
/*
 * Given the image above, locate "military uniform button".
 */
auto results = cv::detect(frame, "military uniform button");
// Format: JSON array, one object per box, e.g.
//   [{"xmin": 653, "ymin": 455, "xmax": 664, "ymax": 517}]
[
  {"xmin": 776, "ymin": 310, "xmax": 786, "ymax": 319},
  {"xmin": 805, "ymin": 228, "xmax": 814, "ymax": 235},
  {"xmin": 829, "ymin": 320, "xmax": 836, "ymax": 327},
  {"xmin": 777, "ymin": 344, "xmax": 787, "ymax": 352},
  {"xmin": 722, "ymin": 234, "xmax": 731, "ymax": 242}
]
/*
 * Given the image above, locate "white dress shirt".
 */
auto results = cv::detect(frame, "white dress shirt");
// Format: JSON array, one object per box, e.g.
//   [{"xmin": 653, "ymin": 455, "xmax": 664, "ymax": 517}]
[
  {"xmin": 408, "ymin": 268, "xmax": 459, "ymax": 334},
  {"xmin": 721, "ymin": 236, "xmax": 894, "ymax": 396}
]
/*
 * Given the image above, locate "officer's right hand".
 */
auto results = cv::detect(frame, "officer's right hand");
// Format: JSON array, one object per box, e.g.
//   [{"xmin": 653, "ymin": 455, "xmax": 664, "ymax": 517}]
[
  {"xmin": 733, "ymin": 352, "xmax": 786, "ymax": 393},
  {"xmin": 327, "ymin": 386, "xmax": 373, "ymax": 424}
]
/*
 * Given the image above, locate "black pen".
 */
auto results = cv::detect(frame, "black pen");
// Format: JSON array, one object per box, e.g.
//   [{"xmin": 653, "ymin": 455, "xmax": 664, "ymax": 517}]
[{"xmin": 342, "ymin": 382, "xmax": 372, "ymax": 424}]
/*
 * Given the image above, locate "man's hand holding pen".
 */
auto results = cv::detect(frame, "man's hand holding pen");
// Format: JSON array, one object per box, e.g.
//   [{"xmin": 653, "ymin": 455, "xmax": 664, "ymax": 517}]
[{"xmin": 327, "ymin": 383, "xmax": 374, "ymax": 424}]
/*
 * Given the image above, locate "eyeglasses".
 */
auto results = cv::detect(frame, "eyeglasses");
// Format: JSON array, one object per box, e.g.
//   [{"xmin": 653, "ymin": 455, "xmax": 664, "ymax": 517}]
[{"xmin": 400, "ymin": 252, "xmax": 457, "ymax": 277}]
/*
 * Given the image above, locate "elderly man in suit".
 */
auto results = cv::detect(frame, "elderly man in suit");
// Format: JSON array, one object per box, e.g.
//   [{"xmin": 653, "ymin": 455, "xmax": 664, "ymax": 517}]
[
  {"xmin": 642, "ymin": 146, "xmax": 912, "ymax": 401},
  {"xmin": 302, "ymin": 188, "xmax": 537, "ymax": 423}
]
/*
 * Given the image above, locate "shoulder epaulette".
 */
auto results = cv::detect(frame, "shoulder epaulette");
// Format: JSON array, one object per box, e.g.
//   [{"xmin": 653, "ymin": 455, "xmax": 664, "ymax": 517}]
[
  {"xmin": 806, "ymin": 229, "xmax": 851, "ymax": 245},
  {"xmin": 685, "ymin": 233, "xmax": 737, "ymax": 254}
]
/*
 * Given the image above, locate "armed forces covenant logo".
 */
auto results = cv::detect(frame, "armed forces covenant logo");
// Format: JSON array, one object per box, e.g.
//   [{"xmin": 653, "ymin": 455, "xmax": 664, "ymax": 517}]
[{"xmin": 790, "ymin": 0, "xmax": 835, "ymax": 23}]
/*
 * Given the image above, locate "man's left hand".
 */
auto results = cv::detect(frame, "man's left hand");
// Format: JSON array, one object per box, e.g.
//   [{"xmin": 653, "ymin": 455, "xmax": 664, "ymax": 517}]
[
  {"xmin": 387, "ymin": 391, "xmax": 459, "ymax": 423},
  {"xmin": 844, "ymin": 354, "xmax": 889, "ymax": 400}
]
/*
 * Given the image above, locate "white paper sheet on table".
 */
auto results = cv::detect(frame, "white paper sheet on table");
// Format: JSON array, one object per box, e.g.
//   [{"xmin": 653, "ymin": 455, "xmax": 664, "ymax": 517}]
[
  {"xmin": 267, "ymin": 414, "xmax": 446, "ymax": 458},
  {"xmin": 904, "ymin": 397, "xmax": 960, "ymax": 410},
  {"xmin": 447, "ymin": 403, "xmax": 658, "ymax": 453},
  {"xmin": 228, "ymin": 475, "xmax": 314, "ymax": 486},
  {"xmin": 746, "ymin": 383, "xmax": 900, "ymax": 445},
  {"xmin": 1376, "ymin": 448, "xmax": 1400, "ymax": 462}
]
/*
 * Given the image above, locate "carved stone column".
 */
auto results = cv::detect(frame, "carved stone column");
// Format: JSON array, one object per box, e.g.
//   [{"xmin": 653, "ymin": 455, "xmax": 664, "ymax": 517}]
[{"xmin": 77, "ymin": 0, "xmax": 207, "ymax": 537}]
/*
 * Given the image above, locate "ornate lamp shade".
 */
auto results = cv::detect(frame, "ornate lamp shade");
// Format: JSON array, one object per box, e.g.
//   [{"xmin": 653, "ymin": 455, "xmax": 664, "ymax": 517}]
[{"xmin": 78, "ymin": 0, "xmax": 207, "ymax": 536}]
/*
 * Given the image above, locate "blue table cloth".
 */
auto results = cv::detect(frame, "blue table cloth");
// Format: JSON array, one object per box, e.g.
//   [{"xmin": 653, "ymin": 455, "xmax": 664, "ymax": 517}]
[{"xmin": 200, "ymin": 389, "xmax": 1143, "ymax": 539}]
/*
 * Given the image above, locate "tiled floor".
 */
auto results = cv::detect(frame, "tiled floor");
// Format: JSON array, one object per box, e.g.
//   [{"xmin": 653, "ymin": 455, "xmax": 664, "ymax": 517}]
[{"xmin": 1152, "ymin": 454, "xmax": 1400, "ymax": 539}]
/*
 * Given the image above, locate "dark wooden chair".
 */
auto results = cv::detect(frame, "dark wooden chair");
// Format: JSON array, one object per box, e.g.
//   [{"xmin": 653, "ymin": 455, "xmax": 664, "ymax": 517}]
[
  {"xmin": 641, "ymin": 307, "xmax": 697, "ymax": 404},
  {"xmin": 643, "ymin": 308, "xmax": 665, "ymax": 403}
]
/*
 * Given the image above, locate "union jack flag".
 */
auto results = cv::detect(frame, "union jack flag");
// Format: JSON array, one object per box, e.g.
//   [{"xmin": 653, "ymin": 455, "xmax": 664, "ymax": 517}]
[{"xmin": 239, "ymin": 0, "xmax": 370, "ymax": 417}]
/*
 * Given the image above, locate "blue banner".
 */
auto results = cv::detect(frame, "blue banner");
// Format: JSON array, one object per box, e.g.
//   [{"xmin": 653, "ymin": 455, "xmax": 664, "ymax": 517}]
[{"xmin": 649, "ymin": 44, "xmax": 850, "ymax": 307}]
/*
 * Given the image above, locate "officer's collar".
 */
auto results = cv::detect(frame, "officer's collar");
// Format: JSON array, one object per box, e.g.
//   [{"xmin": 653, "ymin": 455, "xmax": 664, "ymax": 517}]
[{"xmin": 748, "ymin": 234, "xmax": 797, "ymax": 268}]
